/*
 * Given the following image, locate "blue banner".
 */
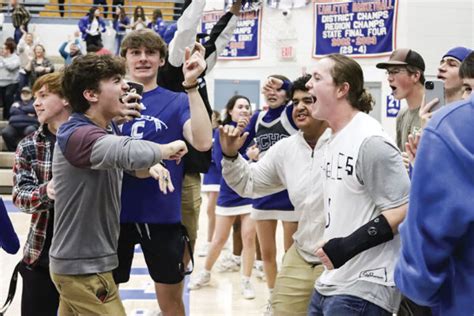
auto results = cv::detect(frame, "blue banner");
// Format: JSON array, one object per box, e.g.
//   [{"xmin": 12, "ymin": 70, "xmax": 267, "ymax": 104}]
[
  {"xmin": 202, "ymin": 9, "xmax": 261, "ymax": 60},
  {"xmin": 313, "ymin": 0, "xmax": 398, "ymax": 57}
]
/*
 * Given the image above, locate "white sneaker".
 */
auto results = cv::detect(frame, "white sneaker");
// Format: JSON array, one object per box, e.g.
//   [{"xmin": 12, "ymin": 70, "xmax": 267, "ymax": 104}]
[
  {"xmin": 254, "ymin": 260, "xmax": 266, "ymax": 281},
  {"xmin": 263, "ymin": 300, "xmax": 273, "ymax": 316},
  {"xmin": 216, "ymin": 254, "xmax": 240, "ymax": 272},
  {"xmin": 197, "ymin": 243, "xmax": 209, "ymax": 257},
  {"xmin": 188, "ymin": 270, "xmax": 211, "ymax": 290},
  {"xmin": 241, "ymin": 279, "xmax": 256, "ymax": 300}
]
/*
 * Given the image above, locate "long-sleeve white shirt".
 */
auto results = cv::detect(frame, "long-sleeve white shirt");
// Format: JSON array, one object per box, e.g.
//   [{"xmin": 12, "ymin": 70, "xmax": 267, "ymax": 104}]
[{"xmin": 222, "ymin": 129, "xmax": 330, "ymax": 263}]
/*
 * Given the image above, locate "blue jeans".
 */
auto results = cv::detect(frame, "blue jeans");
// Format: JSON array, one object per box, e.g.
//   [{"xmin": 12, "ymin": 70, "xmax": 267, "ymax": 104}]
[{"xmin": 308, "ymin": 290, "xmax": 391, "ymax": 316}]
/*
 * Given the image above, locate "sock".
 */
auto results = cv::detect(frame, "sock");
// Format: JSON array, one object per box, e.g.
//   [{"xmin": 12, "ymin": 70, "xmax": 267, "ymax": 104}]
[{"xmin": 241, "ymin": 275, "xmax": 250, "ymax": 283}]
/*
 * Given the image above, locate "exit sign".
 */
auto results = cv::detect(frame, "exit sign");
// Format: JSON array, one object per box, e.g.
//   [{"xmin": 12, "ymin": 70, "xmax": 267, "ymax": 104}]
[{"xmin": 280, "ymin": 46, "xmax": 295, "ymax": 60}]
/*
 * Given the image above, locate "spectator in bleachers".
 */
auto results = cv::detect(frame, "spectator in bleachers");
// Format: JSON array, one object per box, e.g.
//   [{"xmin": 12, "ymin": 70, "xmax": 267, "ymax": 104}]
[
  {"xmin": 131, "ymin": 6, "xmax": 148, "ymax": 30},
  {"xmin": 59, "ymin": 31, "xmax": 83, "ymax": 65},
  {"xmin": 0, "ymin": 38, "xmax": 20, "ymax": 120},
  {"xmin": 112, "ymin": 5, "xmax": 130, "ymax": 55},
  {"xmin": 148, "ymin": 9, "xmax": 166, "ymax": 38},
  {"xmin": 78, "ymin": 7, "xmax": 106, "ymax": 52},
  {"xmin": 10, "ymin": 0, "xmax": 31, "ymax": 44},
  {"xmin": 17, "ymin": 32, "xmax": 37, "ymax": 90},
  {"xmin": 93, "ymin": 0, "xmax": 109, "ymax": 19},
  {"xmin": 26, "ymin": 44, "xmax": 54, "ymax": 87},
  {"xmin": 2, "ymin": 86, "xmax": 38, "ymax": 151}
]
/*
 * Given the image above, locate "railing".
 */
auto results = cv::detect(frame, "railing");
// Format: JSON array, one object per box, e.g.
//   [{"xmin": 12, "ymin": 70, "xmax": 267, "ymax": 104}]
[{"xmin": 0, "ymin": 0, "xmax": 185, "ymax": 20}]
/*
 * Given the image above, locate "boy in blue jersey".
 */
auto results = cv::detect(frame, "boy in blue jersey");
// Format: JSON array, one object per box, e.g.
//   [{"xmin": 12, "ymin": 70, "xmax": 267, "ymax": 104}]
[{"xmin": 116, "ymin": 29, "xmax": 212, "ymax": 315}]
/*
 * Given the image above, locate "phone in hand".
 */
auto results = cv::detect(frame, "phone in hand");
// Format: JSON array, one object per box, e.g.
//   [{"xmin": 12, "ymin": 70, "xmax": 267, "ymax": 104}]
[
  {"xmin": 126, "ymin": 81, "xmax": 144, "ymax": 101},
  {"xmin": 424, "ymin": 80, "xmax": 445, "ymax": 112}
]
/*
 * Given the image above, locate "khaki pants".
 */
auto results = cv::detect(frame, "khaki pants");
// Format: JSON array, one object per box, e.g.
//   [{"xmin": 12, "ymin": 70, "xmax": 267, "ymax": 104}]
[
  {"xmin": 180, "ymin": 173, "xmax": 202, "ymax": 242},
  {"xmin": 50, "ymin": 271, "xmax": 126, "ymax": 316},
  {"xmin": 272, "ymin": 244, "xmax": 324, "ymax": 316}
]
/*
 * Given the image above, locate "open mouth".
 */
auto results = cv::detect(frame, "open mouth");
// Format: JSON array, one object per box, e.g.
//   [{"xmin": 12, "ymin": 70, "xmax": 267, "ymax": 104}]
[
  {"xmin": 437, "ymin": 75, "xmax": 446, "ymax": 81},
  {"xmin": 390, "ymin": 85, "xmax": 397, "ymax": 93}
]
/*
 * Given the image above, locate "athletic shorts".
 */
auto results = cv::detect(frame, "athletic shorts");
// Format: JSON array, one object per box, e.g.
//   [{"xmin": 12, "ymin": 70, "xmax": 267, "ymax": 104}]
[{"xmin": 113, "ymin": 223, "xmax": 191, "ymax": 284}]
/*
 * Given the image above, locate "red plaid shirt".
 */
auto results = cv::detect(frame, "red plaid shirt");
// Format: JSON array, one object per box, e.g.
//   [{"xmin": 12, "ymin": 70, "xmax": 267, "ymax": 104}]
[{"xmin": 12, "ymin": 125, "xmax": 55, "ymax": 265}]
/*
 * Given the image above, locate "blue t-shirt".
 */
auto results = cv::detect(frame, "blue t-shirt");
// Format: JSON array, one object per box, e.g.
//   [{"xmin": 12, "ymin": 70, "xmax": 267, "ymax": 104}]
[{"xmin": 120, "ymin": 86, "xmax": 190, "ymax": 224}]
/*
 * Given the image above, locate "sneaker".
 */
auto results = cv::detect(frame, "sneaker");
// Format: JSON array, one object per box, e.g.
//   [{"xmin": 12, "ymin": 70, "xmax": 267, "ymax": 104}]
[
  {"xmin": 197, "ymin": 243, "xmax": 209, "ymax": 257},
  {"xmin": 254, "ymin": 260, "xmax": 266, "ymax": 281},
  {"xmin": 241, "ymin": 279, "xmax": 256, "ymax": 300},
  {"xmin": 216, "ymin": 254, "xmax": 240, "ymax": 272},
  {"xmin": 188, "ymin": 270, "xmax": 211, "ymax": 290},
  {"xmin": 263, "ymin": 300, "xmax": 273, "ymax": 316}
]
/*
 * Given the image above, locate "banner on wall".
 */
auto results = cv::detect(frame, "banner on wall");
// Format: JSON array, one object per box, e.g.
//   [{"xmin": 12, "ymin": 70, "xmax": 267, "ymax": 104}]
[
  {"xmin": 201, "ymin": 9, "xmax": 262, "ymax": 60},
  {"xmin": 313, "ymin": 0, "xmax": 398, "ymax": 58}
]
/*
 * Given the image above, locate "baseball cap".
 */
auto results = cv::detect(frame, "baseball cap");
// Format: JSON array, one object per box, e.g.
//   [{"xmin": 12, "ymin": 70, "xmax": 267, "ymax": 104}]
[
  {"xmin": 21, "ymin": 86, "xmax": 32, "ymax": 94},
  {"xmin": 376, "ymin": 48, "xmax": 425, "ymax": 71},
  {"xmin": 442, "ymin": 46, "xmax": 472, "ymax": 62}
]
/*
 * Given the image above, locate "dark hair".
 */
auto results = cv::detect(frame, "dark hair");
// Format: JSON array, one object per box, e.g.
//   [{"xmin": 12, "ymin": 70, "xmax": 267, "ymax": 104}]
[
  {"xmin": 212, "ymin": 110, "xmax": 222, "ymax": 124},
  {"xmin": 406, "ymin": 65, "xmax": 426, "ymax": 85},
  {"xmin": 120, "ymin": 29, "xmax": 167, "ymax": 59},
  {"xmin": 290, "ymin": 74, "xmax": 311, "ymax": 99},
  {"xmin": 88, "ymin": 6, "xmax": 99, "ymax": 23},
  {"xmin": 152, "ymin": 9, "xmax": 163, "ymax": 22},
  {"xmin": 325, "ymin": 54, "xmax": 374, "ymax": 114},
  {"xmin": 114, "ymin": 5, "xmax": 126, "ymax": 22},
  {"xmin": 3, "ymin": 40, "xmax": 16, "ymax": 54},
  {"xmin": 134, "ymin": 6, "xmax": 146, "ymax": 21},
  {"xmin": 62, "ymin": 54, "xmax": 126, "ymax": 113},
  {"xmin": 459, "ymin": 51, "xmax": 474, "ymax": 79},
  {"xmin": 222, "ymin": 95, "xmax": 251, "ymax": 125}
]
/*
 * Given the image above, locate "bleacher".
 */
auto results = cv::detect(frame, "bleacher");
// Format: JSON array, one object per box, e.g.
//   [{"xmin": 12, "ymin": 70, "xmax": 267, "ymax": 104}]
[{"xmin": 1, "ymin": 0, "xmax": 184, "ymax": 21}]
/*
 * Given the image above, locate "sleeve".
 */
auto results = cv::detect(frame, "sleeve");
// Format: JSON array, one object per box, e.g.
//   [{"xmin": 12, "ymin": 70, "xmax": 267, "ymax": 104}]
[
  {"xmin": 17, "ymin": 38, "xmax": 26, "ymax": 53},
  {"xmin": 167, "ymin": 0, "xmax": 206, "ymax": 67},
  {"xmin": 394, "ymin": 129, "xmax": 474, "ymax": 306},
  {"xmin": 45, "ymin": 58, "xmax": 55, "ymax": 72},
  {"xmin": 63, "ymin": 126, "xmax": 163, "ymax": 170},
  {"xmin": 0, "ymin": 199, "xmax": 20, "ymax": 255},
  {"xmin": 78, "ymin": 18, "xmax": 87, "ymax": 37},
  {"xmin": 212, "ymin": 128, "xmax": 223, "ymax": 174},
  {"xmin": 395, "ymin": 112, "xmax": 403, "ymax": 151},
  {"xmin": 4, "ymin": 56, "xmax": 20, "ymax": 72},
  {"xmin": 221, "ymin": 139, "xmax": 285, "ymax": 198},
  {"xmin": 203, "ymin": 12, "xmax": 238, "ymax": 74},
  {"xmin": 59, "ymin": 41, "xmax": 68, "ymax": 59},
  {"xmin": 12, "ymin": 139, "xmax": 54, "ymax": 214},
  {"xmin": 356, "ymin": 136, "xmax": 410, "ymax": 210}
]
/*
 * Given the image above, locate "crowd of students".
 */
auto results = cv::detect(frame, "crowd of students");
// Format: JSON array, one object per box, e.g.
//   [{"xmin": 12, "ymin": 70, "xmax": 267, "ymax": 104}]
[{"xmin": 1, "ymin": 1, "xmax": 473, "ymax": 316}]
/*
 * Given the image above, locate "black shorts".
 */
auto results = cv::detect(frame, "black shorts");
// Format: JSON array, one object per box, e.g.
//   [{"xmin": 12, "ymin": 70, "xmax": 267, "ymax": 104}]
[{"xmin": 113, "ymin": 223, "xmax": 190, "ymax": 285}]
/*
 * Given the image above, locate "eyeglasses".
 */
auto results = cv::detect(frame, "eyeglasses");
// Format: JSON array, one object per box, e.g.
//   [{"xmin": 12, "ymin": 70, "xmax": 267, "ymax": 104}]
[{"xmin": 385, "ymin": 68, "xmax": 408, "ymax": 76}]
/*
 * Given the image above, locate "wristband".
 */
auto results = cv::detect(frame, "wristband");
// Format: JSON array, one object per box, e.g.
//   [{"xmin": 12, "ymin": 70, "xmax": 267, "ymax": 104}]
[
  {"xmin": 182, "ymin": 80, "xmax": 199, "ymax": 91},
  {"xmin": 222, "ymin": 152, "xmax": 238, "ymax": 161},
  {"xmin": 322, "ymin": 214, "xmax": 394, "ymax": 269}
]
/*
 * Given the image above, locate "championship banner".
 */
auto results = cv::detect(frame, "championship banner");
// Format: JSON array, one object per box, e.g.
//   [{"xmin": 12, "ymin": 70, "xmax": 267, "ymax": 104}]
[
  {"xmin": 313, "ymin": 0, "xmax": 398, "ymax": 58},
  {"xmin": 201, "ymin": 9, "xmax": 262, "ymax": 60}
]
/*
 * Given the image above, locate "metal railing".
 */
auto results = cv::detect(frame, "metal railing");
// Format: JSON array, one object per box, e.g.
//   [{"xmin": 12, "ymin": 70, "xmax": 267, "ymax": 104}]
[{"xmin": 0, "ymin": 0, "xmax": 184, "ymax": 20}]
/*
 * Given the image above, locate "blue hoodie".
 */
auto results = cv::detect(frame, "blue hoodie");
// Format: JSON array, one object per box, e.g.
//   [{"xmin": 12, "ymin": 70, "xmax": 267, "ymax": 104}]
[
  {"xmin": 0, "ymin": 198, "xmax": 20, "ymax": 254},
  {"xmin": 394, "ymin": 97, "xmax": 474, "ymax": 316}
]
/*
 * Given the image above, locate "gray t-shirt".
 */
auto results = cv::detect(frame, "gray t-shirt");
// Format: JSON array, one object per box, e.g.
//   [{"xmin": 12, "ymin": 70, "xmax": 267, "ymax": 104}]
[
  {"xmin": 317, "ymin": 135, "xmax": 410, "ymax": 313},
  {"xmin": 396, "ymin": 106, "xmax": 422, "ymax": 151}
]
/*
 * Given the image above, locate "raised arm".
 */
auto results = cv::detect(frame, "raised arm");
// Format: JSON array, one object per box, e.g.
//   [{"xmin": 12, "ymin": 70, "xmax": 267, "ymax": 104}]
[{"xmin": 168, "ymin": 0, "xmax": 206, "ymax": 67}]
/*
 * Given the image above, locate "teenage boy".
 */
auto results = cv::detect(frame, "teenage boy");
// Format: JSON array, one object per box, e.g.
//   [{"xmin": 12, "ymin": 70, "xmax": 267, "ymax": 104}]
[
  {"xmin": 219, "ymin": 75, "xmax": 329, "ymax": 315},
  {"xmin": 49, "ymin": 54, "xmax": 188, "ymax": 315},
  {"xmin": 376, "ymin": 48, "xmax": 426, "ymax": 151},
  {"xmin": 117, "ymin": 29, "xmax": 212, "ymax": 315},
  {"xmin": 12, "ymin": 72, "xmax": 70, "ymax": 316},
  {"xmin": 306, "ymin": 54, "xmax": 409, "ymax": 315}
]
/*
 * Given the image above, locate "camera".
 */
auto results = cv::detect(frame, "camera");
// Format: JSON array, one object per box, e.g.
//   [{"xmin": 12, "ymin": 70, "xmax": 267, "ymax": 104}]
[
  {"xmin": 282, "ymin": 9, "xmax": 291, "ymax": 17},
  {"xmin": 425, "ymin": 81, "xmax": 434, "ymax": 90}
]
